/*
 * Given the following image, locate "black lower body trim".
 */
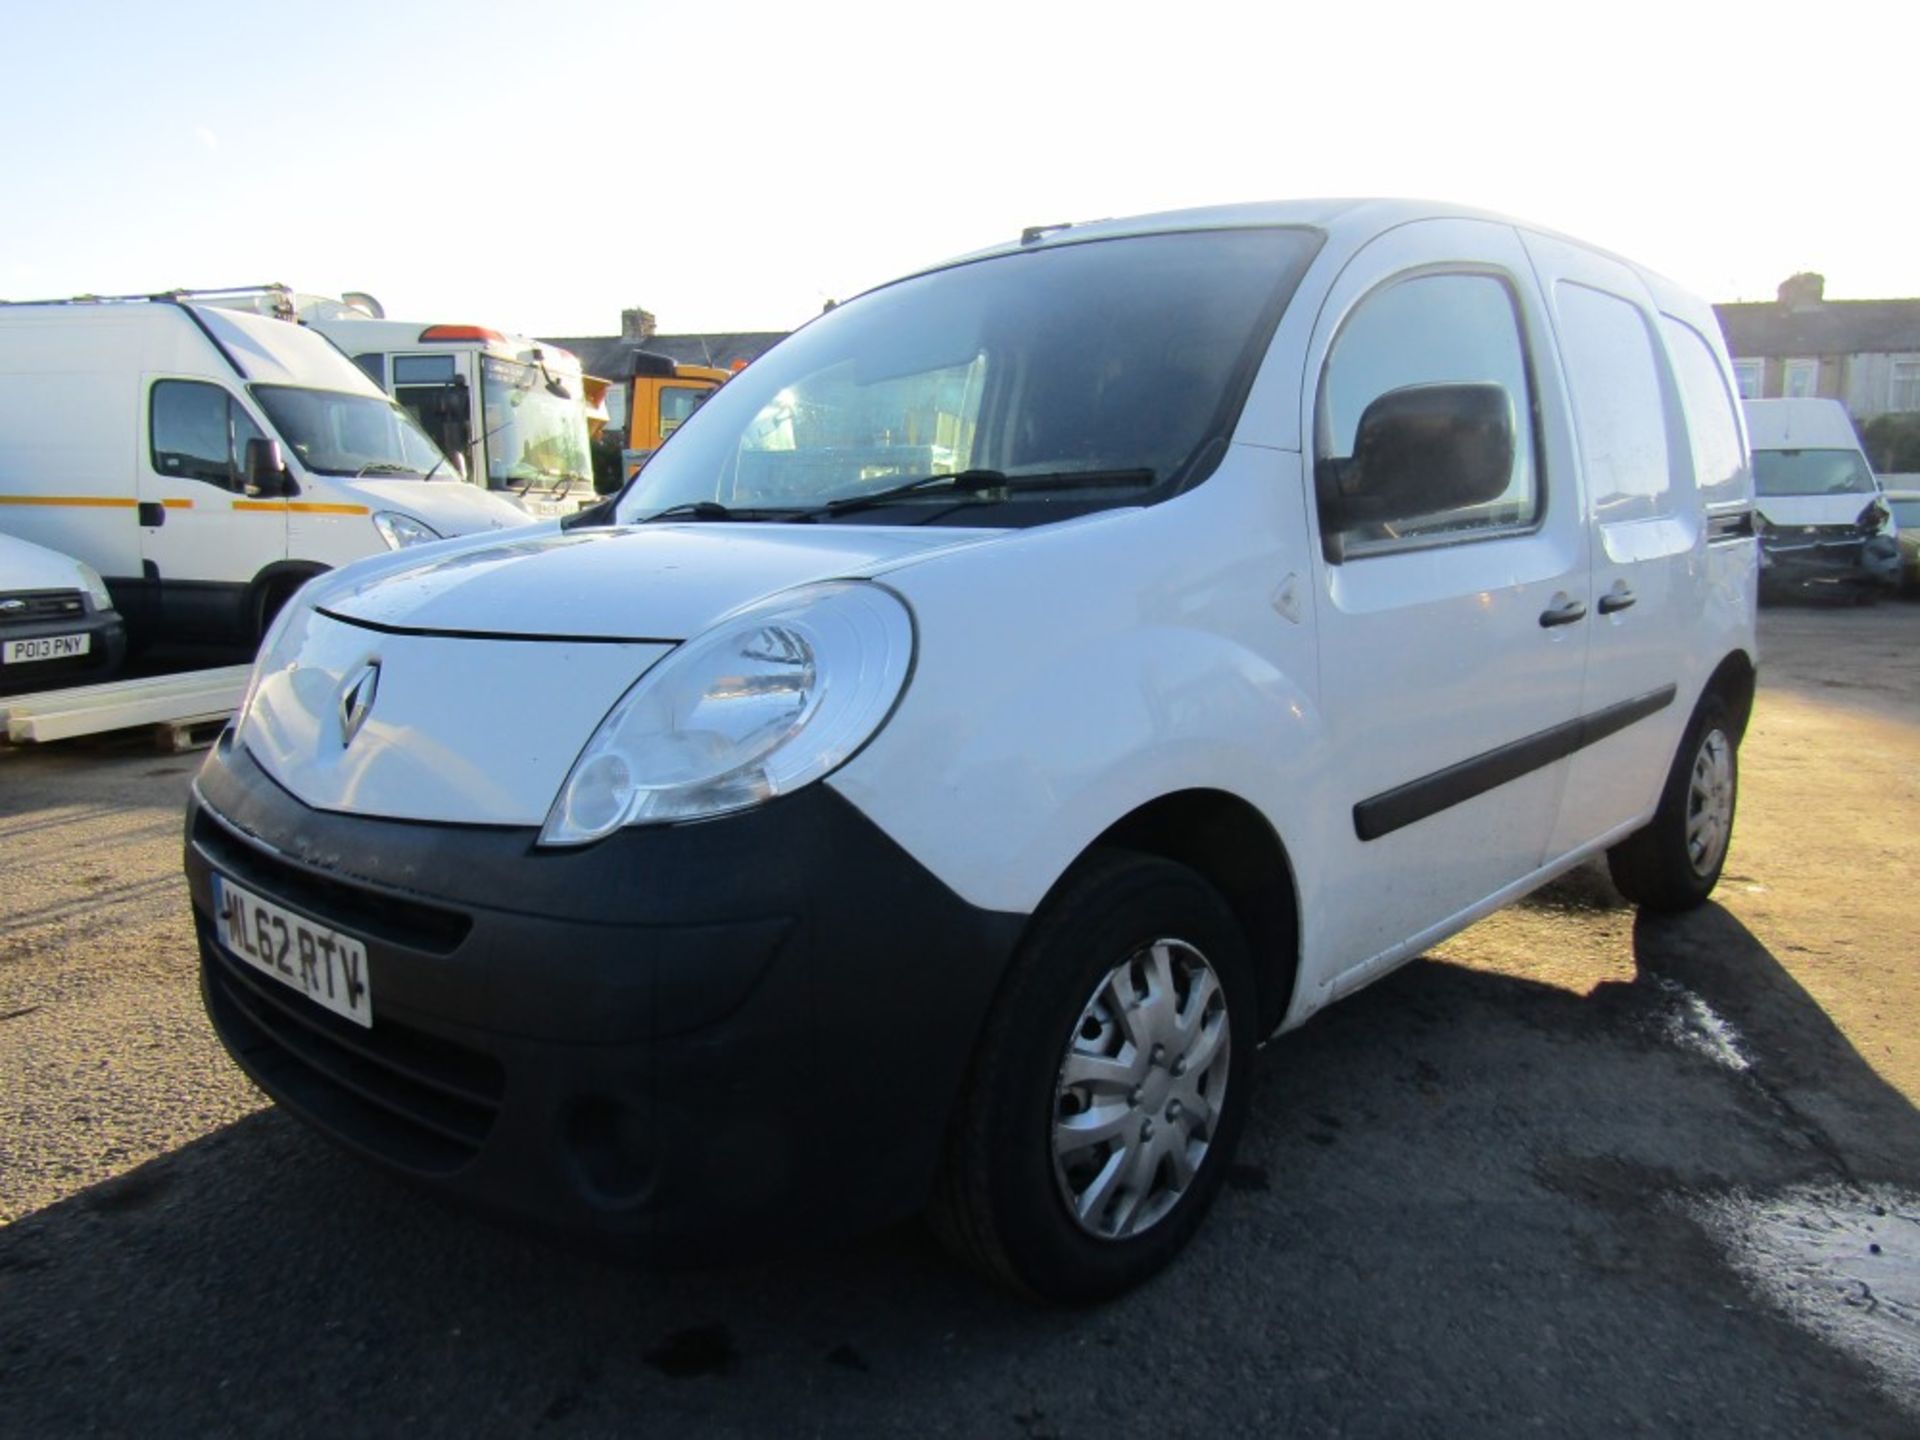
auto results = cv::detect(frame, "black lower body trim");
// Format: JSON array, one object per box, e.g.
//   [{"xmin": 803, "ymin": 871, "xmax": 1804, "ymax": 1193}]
[{"xmin": 1354, "ymin": 684, "xmax": 1678, "ymax": 842}]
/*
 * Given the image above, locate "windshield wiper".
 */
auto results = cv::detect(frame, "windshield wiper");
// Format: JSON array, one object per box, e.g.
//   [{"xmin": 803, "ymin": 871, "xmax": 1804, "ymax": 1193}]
[
  {"xmin": 354, "ymin": 462, "xmax": 421, "ymax": 478},
  {"xmin": 808, "ymin": 467, "xmax": 1155, "ymax": 519},
  {"xmin": 639, "ymin": 500, "xmax": 812, "ymax": 524}
]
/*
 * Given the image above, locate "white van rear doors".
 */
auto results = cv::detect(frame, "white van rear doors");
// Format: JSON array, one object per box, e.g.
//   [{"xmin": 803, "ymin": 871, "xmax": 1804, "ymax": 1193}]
[
  {"xmin": 141, "ymin": 378, "xmax": 288, "ymax": 630},
  {"xmin": 1521, "ymin": 234, "xmax": 1701, "ymax": 856},
  {"xmin": 1301, "ymin": 219, "xmax": 1591, "ymax": 982}
]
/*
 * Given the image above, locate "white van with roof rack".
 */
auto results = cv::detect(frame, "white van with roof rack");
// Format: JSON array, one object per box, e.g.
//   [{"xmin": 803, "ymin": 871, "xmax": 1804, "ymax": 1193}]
[
  {"xmin": 0, "ymin": 295, "xmax": 530, "ymax": 647},
  {"xmin": 188, "ymin": 199, "xmax": 1758, "ymax": 1302},
  {"xmin": 195, "ymin": 288, "xmax": 602, "ymax": 521}
]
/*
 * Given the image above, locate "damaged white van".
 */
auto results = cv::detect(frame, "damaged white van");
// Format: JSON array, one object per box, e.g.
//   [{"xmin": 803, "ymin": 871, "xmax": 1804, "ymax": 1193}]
[{"xmin": 187, "ymin": 201, "xmax": 1758, "ymax": 1301}]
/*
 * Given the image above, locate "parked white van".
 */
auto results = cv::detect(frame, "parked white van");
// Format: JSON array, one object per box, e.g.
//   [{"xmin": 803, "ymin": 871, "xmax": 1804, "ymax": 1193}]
[
  {"xmin": 0, "ymin": 532, "xmax": 126, "ymax": 693},
  {"xmin": 1743, "ymin": 397, "xmax": 1900, "ymax": 598},
  {"xmin": 187, "ymin": 201, "xmax": 1758, "ymax": 1302},
  {"xmin": 0, "ymin": 297, "xmax": 532, "ymax": 646}
]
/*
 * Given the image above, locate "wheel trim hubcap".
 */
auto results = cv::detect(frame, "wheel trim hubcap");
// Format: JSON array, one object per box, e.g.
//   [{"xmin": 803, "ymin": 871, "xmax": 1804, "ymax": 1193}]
[
  {"xmin": 1686, "ymin": 727, "xmax": 1735, "ymax": 878},
  {"xmin": 1051, "ymin": 938, "xmax": 1231, "ymax": 1241}
]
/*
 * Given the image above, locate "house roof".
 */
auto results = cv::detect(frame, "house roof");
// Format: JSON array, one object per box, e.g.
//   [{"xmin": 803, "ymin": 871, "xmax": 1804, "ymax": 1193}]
[
  {"xmin": 544, "ymin": 331, "xmax": 788, "ymax": 379},
  {"xmin": 1714, "ymin": 298, "xmax": 1920, "ymax": 358}
]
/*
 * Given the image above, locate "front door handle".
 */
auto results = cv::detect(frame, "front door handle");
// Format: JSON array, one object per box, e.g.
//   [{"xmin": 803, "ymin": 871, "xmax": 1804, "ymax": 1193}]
[
  {"xmin": 1598, "ymin": 585, "xmax": 1637, "ymax": 615},
  {"xmin": 1539, "ymin": 595, "xmax": 1587, "ymax": 628}
]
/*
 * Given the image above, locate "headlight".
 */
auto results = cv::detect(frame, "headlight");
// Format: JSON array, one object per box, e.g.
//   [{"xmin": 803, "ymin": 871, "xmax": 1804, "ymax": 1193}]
[
  {"xmin": 75, "ymin": 561, "xmax": 113, "ymax": 613},
  {"xmin": 1857, "ymin": 498, "xmax": 1891, "ymax": 535},
  {"xmin": 373, "ymin": 511, "xmax": 442, "ymax": 550},
  {"xmin": 540, "ymin": 582, "xmax": 914, "ymax": 846}
]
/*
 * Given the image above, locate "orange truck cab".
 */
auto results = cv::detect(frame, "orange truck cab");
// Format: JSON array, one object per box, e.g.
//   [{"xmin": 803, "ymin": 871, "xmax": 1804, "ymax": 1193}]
[{"xmin": 616, "ymin": 353, "xmax": 730, "ymax": 478}]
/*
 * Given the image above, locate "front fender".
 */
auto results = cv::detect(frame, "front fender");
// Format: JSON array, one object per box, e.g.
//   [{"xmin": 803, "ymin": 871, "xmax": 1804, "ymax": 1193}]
[{"xmin": 830, "ymin": 456, "xmax": 1327, "ymax": 917}]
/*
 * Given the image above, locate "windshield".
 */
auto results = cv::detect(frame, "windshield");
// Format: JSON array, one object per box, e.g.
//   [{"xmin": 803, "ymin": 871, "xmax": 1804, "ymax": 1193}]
[
  {"xmin": 250, "ymin": 385, "xmax": 446, "ymax": 477},
  {"xmin": 1890, "ymin": 499, "xmax": 1920, "ymax": 527},
  {"xmin": 482, "ymin": 356, "xmax": 592, "ymax": 491},
  {"xmin": 616, "ymin": 228, "xmax": 1321, "ymax": 526},
  {"xmin": 1753, "ymin": 448, "xmax": 1877, "ymax": 497}
]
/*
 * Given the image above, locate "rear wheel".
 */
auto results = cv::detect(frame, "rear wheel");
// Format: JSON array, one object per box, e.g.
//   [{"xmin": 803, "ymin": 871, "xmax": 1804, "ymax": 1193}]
[
  {"xmin": 930, "ymin": 849, "xmax": 1257, "ymax": 1303},
  {"xmin": 1606, "ymin": 693, "xmax": 1738, "ymax": 912}
]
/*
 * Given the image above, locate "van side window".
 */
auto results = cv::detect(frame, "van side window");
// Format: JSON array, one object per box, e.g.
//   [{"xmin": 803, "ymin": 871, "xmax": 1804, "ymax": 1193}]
[
  {"xmin": 1315, "ymin": 272, "xmax": 1538, "ymax": 554},
  {"xmin": 1659, "ymin": 316, "xmax": 1748, "ymax": 507},
  {"xmin": 1553, "ymin": 284, "xmax": 1676, "ymax": 521},
  {"xmin": 151, "ymin": 380, "xmax": 245, "ymax": 490}
]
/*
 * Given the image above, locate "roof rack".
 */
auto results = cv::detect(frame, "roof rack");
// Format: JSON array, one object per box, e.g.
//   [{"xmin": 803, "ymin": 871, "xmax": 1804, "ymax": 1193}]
[{"xmin": 0, "ymin": 283, "xmax": 297, "ymax": 315}]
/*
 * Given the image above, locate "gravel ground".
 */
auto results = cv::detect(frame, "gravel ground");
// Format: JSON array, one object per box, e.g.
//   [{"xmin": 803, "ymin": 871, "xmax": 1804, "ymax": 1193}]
[{"xmin": 2, "ymin": 603, "xmax": 1917, "ymax": 1437}]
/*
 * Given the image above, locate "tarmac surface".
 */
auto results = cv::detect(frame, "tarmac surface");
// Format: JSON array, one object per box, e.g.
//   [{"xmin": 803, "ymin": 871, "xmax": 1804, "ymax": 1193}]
[{"xmin": 2, "ymin": 603, "xmax": 1917, "ymax": 1437}]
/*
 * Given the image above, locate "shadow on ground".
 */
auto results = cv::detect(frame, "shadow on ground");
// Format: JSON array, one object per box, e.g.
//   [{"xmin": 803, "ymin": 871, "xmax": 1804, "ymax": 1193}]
[{"xmin": 3, "ymin": 889, "xmax": 1916, "ymax": 1438}]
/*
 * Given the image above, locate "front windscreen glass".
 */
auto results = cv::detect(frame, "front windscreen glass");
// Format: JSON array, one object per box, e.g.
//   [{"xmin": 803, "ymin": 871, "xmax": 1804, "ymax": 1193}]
[
  {"xmin": 482, "ymin": 357, "xmax": 592, "ymax": 491},
  {"xmin": 1890, "ymin": 499, "xmax": 1920, "ymax": 527},
  {"xmin": 250, "ymin": 385, "xmax": 445, "ymax": 477},
  {"xmin": 1752, "ymin": 448, "xmax": 1877, "ymax": 497},
  {"xmin": 616, "ymin": 228, "xmax": 1321, "ymax": 526}
]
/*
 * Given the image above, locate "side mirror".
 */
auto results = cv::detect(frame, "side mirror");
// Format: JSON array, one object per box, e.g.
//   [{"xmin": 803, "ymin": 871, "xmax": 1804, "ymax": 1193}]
[
  {"xmin": 1317, "ymin": 382, "xmax": 1515, "ymax": 558},
  {"xmin": 243, "ymin": 436, "xmax": 290, "ymax": 496}
]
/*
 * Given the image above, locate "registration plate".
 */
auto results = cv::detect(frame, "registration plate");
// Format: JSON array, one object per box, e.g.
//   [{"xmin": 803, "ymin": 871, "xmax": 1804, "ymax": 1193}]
[
  {"xmin": 211, "ymin": 874, "xmax": 373, "ymax": 1028},
  {"xmin": 2, "ymin": 632, "xmax": 90, "ymax": 664}
]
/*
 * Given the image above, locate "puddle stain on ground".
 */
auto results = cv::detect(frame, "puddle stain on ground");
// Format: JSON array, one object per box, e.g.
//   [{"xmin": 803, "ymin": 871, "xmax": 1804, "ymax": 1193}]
[
  {"xmin": 643, "ymin": 1323, "xmax": 737, "ymax": 1379},
  {"xmin": 1653, "ymin": 977, "xmax": 1753, "ymax": 1073},
  {"xmin": 1693, "ymin": 1184, "xmax": 1920, "ymax": 1413}
]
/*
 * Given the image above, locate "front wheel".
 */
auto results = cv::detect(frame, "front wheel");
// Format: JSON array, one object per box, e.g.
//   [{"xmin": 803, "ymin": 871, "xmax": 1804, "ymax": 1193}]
[
  {"xmin": 1606, "ymin": 693, "xmax": 1739, "ymax": 912},
  {"xmin": 929, "ymin": 849, "xmax": 1258, "ymax": 1303}
]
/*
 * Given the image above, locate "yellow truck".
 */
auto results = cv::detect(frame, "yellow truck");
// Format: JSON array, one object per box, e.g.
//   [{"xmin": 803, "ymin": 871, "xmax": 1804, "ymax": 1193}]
[{"xmin": 612, "ymin": 353, "xmax": 732, "ymax": 478}]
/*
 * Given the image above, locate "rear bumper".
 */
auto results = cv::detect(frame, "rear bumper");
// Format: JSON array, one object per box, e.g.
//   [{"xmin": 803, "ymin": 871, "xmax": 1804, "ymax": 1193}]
[
  {"xmin": 0, "ymin": 610, "xmax": 126, "ymax": 694},
  {"xmin": 186, "ymin": 737, "xmax": 1023, "ymax": 1256}
]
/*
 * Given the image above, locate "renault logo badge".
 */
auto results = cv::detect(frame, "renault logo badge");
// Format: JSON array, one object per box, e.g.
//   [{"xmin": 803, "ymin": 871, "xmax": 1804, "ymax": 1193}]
[{"xmin": 338, "ymin": 660, "xmax": 381, "ymax": 747}]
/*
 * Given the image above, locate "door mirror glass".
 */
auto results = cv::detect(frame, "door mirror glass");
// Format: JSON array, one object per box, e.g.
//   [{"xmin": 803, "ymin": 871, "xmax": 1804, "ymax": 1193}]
[{"xmin": 1318, "ymin": 382, "xmax": 1516, "ymax": 541}]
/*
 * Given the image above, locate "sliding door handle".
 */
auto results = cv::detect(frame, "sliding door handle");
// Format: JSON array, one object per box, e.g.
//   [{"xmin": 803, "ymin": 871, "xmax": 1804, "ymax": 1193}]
[
  {"xmin": 1598, "ymin": 586, "xmax": 1637, "ymax": 615},
  {"xmin": 1539, "ymin": 595, "xmax": 1588, "ymax": 628}
]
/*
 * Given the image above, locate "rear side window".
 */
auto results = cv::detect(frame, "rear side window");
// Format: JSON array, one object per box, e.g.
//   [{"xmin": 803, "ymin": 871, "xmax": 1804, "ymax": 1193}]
[
  {"xmin": 150, "ymin": 380, "xmax": 245, "ymax": 489},
  {"xmin": 1660, "ymin": 317, "xmax": 1747, "ymax": 507},
  {"xmin": 1554, "ymin": 283, "xmax": 1675, "ymax": 521},
  {"xmin": 1315, "ymin": 271, "xmax": 1539, "ymax": 553}
]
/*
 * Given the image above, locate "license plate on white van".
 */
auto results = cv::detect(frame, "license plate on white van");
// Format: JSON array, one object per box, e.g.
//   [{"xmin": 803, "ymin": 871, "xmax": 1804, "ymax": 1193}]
[
  {"xmin": 2, "ymin": 633, "xmax": 89, "ymax": 664},
  {"xmin": 211, "ymin": 874, "xmax": 373, "ymax": 1028}
]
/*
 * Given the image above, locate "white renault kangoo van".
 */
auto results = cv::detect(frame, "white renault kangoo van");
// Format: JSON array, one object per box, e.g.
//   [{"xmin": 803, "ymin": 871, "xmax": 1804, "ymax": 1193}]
[
  {"xmin": 1743, "ymin": 397, "xmax": 1899, "ymax": 597},
  {"xmin": 188, "ymin": 201, "xmax": 1759, "ymax": 1301},
  {"xmin": 0, "ymin": 297, "xmax": 531, "ymax": 646}
]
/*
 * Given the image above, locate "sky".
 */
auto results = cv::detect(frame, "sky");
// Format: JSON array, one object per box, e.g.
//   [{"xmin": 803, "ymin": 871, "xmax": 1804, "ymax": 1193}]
[{"xmin": 3, "ymin": 0, "xmax": 1917, "ymax": 341}]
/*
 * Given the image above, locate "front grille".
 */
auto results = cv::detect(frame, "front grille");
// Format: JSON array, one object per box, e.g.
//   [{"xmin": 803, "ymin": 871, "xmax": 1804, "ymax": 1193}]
[
  {"xmin": 0, "ymin": 589, "xmax": 86, "ymax": 622},
  {"xmin": 202, "ymin": 928, "xmax": 504, "ymax": 1174},
  {"xmin": 1768, "ymin": 524, "xmax": 1860, "ymax": 542},
  {"xmin": 193, "ymin": 806, "xmax": 471, "ymax": 955}
]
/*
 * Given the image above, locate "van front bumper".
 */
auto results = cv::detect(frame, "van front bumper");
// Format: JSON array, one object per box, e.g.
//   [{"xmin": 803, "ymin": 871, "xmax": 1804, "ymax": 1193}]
[
  {"xmin": 1758, "ymin": 528, "xmax": 1900, "ymax": 594},
  {"xmin": 185, "ymin": 736, "xmax": 1022, "ymax": 1257},
  {"xmin": 0, "ymin": 609, "xmax": 125, "ymax": 694}
]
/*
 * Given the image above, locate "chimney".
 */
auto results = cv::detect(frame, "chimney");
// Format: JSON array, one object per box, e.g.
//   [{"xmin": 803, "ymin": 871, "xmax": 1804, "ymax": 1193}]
[
  {"xmin": 1777, "ymin": 273, "xmax": 1825, "ymax": 311},
  {"xmin": 620, "ymin": 306, "xmax": 657, "ymax": 341}
]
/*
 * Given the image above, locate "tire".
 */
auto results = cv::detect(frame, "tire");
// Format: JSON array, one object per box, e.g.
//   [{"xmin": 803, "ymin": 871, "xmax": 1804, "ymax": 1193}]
[
  {"xmin": 1606, "ymin": 693, "xmax": 1739, "ymax": 913},
  {"xmin": 929, "ymin": 848, "xmax": 1258, "ymax": 1304}
]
